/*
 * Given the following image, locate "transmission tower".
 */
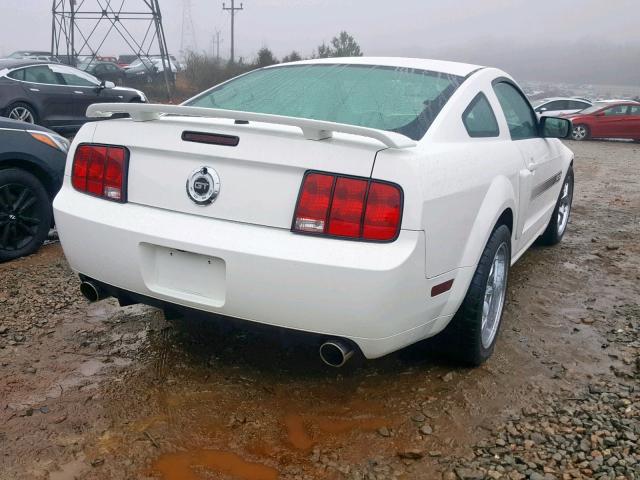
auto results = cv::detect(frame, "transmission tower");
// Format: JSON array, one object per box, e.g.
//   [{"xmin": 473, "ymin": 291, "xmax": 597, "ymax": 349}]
[
  {"xmin": 51, "ymin": 0, "xmax": 174, "ymax": 97},
  {"xmin": 180, "ymin": 0, "xmax": 198, "ymax": 55},
  {"xmin": 222, "ymin": 0, "xmax": 243, "ymax": 63}
]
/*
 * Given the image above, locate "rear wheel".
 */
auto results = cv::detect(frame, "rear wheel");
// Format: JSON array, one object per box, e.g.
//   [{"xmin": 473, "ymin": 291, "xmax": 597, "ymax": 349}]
[
  {"xmin": 441, "ymin": 225, "xmax": 511, "ymax": 365},
  {"xmin": 571, "ymin": 124, "xmax": 589, "ymax": 141},
  {"xmin": 540, "ymin": 167, "xmax": 574, "ymax": 246},
  {"xmin": 0, "ymin": 169, "xmax": 52, "ymax": 262},
  {"xmin": 7, "ymin": 102, "xmax": 37, "ymax": 124}
]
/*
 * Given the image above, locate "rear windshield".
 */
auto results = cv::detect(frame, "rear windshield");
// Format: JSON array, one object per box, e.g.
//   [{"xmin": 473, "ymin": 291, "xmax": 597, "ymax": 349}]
[{"xmin": 185, "ymin": 64, "xmax": 465, "ymax": 141}]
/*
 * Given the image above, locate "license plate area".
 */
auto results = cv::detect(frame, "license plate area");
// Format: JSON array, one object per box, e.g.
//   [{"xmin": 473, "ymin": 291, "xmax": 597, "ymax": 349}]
[{"xmin": 139, "ymin": 243, "xmax": 226, "ymax": 307}]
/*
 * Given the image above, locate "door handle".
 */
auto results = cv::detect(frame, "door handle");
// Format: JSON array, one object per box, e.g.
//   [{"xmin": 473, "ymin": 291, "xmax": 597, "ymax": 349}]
[
  {"xmin": 527, "ymin": 161, "xmax": 538, "ymax": 172},
  {"xmin": 74, "ymin": 91, "xmax": 84, "ymax": 94},
  {"xmin": 29, "ymin": 88, "xmax": 40, "ymax": 92}
]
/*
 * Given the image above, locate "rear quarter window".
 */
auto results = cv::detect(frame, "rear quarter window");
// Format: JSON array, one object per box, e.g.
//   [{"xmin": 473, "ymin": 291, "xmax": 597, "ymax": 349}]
[
  {"xmin": 7, "ymin": 69, "xmax": 25, "ymax": 81},
  {"xmin": 462, "ymin": 93, "xmax": 499, "ymax": 138}
]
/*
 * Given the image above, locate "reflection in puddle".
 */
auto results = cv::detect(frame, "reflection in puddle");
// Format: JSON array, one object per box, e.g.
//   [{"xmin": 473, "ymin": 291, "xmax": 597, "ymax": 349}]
[
  {"xmin": 284, "ymin": 413, "xmax": 388, "ymax": 451},
  {"xmin": 152, "ymin": 449, "xmax": 278, "ymax": 480}
]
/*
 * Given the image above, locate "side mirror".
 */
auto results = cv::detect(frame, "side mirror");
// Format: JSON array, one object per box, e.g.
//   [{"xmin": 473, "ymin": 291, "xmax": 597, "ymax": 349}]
[
  {"xmin": 538, "ymin": 107, "xmax": 547, "ymax": 113},
  {"xmin": 595, "ymin": 112, "xmax": 605, "ymax": 117},
  {"xmin": 540, "ymin": 116, "xmax": 571, "ymax": 139},
  {"xmin": 104, "ymin": 80, "xmax": 116, "ymax": 89}
]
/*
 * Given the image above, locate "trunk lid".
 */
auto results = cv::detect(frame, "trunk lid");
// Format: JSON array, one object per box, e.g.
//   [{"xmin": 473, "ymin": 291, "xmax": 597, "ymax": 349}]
[{"xmin": 91, "ymin": 117, "xmax": 383, "ymax": 229}]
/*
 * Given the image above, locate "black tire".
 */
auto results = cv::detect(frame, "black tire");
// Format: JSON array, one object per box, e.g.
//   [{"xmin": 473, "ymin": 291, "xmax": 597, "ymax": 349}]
[
  {"xmin": 0, "ymin": 168, "xmax": 52, "ymax": 262},
  {"xmin": 571, "ymin": 124, "xmax": 589, "ymax": 141},
  {"xmin": 440, "ymin": 224, "xmax": 511, "ymax": 366},
  {"xmin": 6, "ymin": 102, "xmax": 37, "ymax": 125},
  {"xmin": 539, "ymin": 167, "xmax": 574, "ymax": 246}
]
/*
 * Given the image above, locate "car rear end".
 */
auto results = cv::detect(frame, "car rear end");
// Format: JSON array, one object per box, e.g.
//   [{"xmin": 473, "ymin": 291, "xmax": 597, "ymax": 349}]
[{"xmin": 53, "ymin": 60, "xmax": 472, "ymax": 358}]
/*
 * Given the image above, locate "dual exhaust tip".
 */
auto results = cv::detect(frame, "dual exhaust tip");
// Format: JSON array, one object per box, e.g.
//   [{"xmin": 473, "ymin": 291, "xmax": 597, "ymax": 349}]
[
  {"xmin": 79, "ymin": 281, "xmax": 355, "ymax": 367},
  {"xmin": 319, "ymin": 340, "xmax": 354, "ymax": 368},
  {"xmin": 79, "ymin": 280, "xmax": 108, "ymax": 303}
]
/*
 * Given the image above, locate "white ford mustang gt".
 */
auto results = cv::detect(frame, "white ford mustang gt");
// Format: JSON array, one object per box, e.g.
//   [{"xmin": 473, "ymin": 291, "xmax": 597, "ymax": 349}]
[{"xmin": 53, "ymin": 57, "xmax": 574, "ymax": 367}]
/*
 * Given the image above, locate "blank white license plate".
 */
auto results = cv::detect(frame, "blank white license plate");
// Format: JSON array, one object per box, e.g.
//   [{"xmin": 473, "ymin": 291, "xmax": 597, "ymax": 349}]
[{"xmin": 140, "ymin": 244, "xmax": 226, "ymax": 307}]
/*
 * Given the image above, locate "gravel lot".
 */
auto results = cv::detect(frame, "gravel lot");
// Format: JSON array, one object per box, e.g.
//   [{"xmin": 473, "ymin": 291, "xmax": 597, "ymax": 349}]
[{"xmin": 0, "ymin": 140, "xmax": 638, "ymax": 480}]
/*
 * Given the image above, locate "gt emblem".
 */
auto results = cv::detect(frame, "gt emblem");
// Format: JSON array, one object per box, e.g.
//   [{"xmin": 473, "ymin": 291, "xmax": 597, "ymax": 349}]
[{"xmin": 186, "ymin": 166, "xmax": 220, "ymax": 205}]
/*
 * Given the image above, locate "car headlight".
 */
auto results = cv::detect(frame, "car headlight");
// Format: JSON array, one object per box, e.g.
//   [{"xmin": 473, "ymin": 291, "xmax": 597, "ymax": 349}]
[{"xmin": 28, "ymin": 130, "xmax": 70, "ymax": 153}]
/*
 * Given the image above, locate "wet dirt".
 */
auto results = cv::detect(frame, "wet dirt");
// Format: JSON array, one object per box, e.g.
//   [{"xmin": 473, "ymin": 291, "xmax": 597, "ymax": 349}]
[{"xmin": 0, "ymin": 140, "xmax": 638, "ymax": 479}]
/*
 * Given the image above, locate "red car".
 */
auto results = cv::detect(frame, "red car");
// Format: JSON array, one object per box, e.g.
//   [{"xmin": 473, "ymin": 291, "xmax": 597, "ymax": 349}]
[{"xmin": 566, "ymin": 101, "xmax": 640, "ymax": 141}]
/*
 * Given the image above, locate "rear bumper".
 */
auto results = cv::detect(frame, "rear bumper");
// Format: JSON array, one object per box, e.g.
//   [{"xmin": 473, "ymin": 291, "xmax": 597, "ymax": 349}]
[{"xmin": 53, "ymin": 187, "xmax": 472, "ymax": 358}]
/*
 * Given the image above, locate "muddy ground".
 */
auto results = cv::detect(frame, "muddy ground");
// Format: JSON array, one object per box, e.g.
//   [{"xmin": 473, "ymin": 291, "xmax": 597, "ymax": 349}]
[{"xmin": 0, "ymin": 140, "xmax": 638, "ymax": 480}]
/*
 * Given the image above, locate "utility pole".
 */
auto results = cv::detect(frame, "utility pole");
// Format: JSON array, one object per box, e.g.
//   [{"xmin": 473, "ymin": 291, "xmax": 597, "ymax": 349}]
[{"xmin": 222, "ymin": 0, "xmax": 243, "ymax": 63}]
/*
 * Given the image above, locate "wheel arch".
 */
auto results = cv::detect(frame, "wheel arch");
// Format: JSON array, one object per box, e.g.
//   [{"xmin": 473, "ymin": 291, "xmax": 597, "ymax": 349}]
[
  {"xmin": 0, "ymin": 157, "xmax": 59, "ymax": 200},
  {"xmin": 459, "ymin": 176, "xmax": 517, "ymax": 269}
]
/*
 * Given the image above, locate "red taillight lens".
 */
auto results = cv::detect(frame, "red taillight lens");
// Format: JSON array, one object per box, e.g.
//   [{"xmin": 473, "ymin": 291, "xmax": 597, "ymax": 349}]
[
  {"xmin": 294, "ymin": 173, "xmax": 334, "ymax": 233},
  {"xmin": 72, "ymin": 144, "xmax": 128, "ymax": 202},
  {"xmin": 362, "ymin": 182, "xmax": 402, "ymax": 240},
  {"xmin": 328, "ymin": 177, "xmax": 367, "ymax": 237},
  {"xmin": 293, "ymin": 172, "xmax": 402, "ymax": 242}
]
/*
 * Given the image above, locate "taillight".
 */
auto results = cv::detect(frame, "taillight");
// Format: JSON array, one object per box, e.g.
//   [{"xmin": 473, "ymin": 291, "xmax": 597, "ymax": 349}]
[
  {"xmin": 72, "ymin": 144, "xmax": 128, "ymax": 202},
  {"xmin": 293, "ymin": 172, "xmax": 403, "ymax": 242}
]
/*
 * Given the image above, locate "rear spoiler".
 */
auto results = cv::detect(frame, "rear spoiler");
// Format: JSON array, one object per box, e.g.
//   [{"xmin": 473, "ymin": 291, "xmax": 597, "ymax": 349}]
[{"xmin": 86, "ymin": 103, "xmax": 417, "ymax": 149}]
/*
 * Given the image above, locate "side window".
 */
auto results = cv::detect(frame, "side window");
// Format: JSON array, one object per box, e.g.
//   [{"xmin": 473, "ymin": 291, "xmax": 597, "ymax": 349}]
[
  {"xmin": 604, "ymin": 105, "xmax": 628, "ymax": 116},
  {"xmin": 462, "ymin": 92, "xmax": 500, "ymax": 138},
  {"xmin": 542, "ymin": 100, "xmax": 564, "ymax": 111},
  {"xmin": 50, "ymin": 64, "xmax": 99, "ymax": 87},
  {"xmin": 629, "ymin": 105, "xmax": 640, "ymax": 115},
  {"xmin": 493, "ymin": 81, "xmax": 538, "ymax": 140},
  {"xmin": 7, "ymin": 68, "xmax": 25, "ymax": 81},
  {"xmin": 23, "ymin": 66, "xmax": 62, "ymax": 85},
  {"xmin": 569, "ymin": 101, "xmax": 590, "ymax": 110}
]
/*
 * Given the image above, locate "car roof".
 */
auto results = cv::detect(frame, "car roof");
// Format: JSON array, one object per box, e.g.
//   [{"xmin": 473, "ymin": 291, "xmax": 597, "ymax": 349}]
[
  {"xmin": 539, "ymin": 97, "xmax": 592, "ymax": 103},
  {"xmin": 0, "ymin": 58, "xmax": 49, "ymax": 69},
  {"xmin": 275, "ymin": 56, "xmax": 483, "ymax": 77}
]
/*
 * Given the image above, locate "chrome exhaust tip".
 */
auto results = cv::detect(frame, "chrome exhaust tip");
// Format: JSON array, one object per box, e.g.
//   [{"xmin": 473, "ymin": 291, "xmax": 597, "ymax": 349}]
[
  {"xmin": 79, "ymin": 281, "xmax": 107, "ymax": 302},
  {"xmin": 319, "ymin": 340, "xmax": 354, "ymax": 368}
]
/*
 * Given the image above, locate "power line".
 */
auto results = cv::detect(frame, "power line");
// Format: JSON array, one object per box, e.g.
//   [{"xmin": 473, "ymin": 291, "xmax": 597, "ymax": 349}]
[
  {"xmin": 222, "ymin": 0, "xmax": 243, "ymax": 63},
  {"xmin": 51, "ymin": 0, "xmax": 174, "ymax": 98}
]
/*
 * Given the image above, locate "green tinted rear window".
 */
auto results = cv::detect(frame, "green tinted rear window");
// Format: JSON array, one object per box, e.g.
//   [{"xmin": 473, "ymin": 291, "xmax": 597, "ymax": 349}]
[{"xmin": 186, "ymin": 64, "xmax": 464, "ymax": 141}]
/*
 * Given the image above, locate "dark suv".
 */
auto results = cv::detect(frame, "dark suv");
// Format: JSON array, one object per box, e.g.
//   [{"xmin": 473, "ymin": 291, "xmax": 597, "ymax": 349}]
[{"xmin": 0, "ymin": 117, "xmax": 69, "ymax": 261}]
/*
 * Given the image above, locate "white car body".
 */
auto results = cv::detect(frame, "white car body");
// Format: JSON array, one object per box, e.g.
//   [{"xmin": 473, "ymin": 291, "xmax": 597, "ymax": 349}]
[
  {"xmin": 53, "ymin": 57, "xmax": 573, "ymax": 359},
  {"xmin": 533, "ymin": 97, "xmax": 592, "ymax": 117}
]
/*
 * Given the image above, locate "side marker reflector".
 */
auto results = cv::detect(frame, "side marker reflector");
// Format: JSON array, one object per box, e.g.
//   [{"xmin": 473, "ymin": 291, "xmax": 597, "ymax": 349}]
[{"xmin": 431, "ymin": 279, "xmax": 454, "ymax": 297}]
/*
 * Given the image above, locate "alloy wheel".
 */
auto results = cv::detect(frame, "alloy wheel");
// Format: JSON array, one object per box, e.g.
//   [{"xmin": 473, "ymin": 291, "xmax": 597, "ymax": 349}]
[
  {"xmin": 481, "ymin": 242, "xmax": 508, "ymax": 349},
  {"xmin": 8, "ymin": 106, "xmax": 35, "ymax": 124},
  {"xmin": 0, "ymin": 183, "xmax": 42, "ymax": 251},
  {"xmin": 572, "ymin": 125, "xmax": 587, "ymax": 141},
  {"xmin": 557, "ymin": 176, "xmax": 573, "ymax": 236}
]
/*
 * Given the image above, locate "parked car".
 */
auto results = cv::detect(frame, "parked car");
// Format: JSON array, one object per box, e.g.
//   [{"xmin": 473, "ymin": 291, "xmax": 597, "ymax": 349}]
[
  {"xmin": 6, "ymin": 50, "xmax": 52, "ymax": 60},
  {"xmin": 80, "ymin": 61, "xmax": 126, "ymax": 85},
  {"xmin": 0, "ymin": 59, "xmax": 147, "ymax": 133},
  {"xmin": 54, "ymin": 58, "xmax": 574, "ymax": 367},
  {"xmin": 117, "ymin": 55, "xmax": 138, "ymax": 69},
  {"xmin": 0, "ymin": 117, "xmax": 69, "ymax": 261},
  {"xmin": 124, "ymin": 57, "xmax": 177, "ymax": 83},
  {"xmin": 533, "ymin": 97, "xmax": 592, "ymax": 117},
  {"xmin": 565, "ymin": 101, "xmax": 640, "ymax": 141}
]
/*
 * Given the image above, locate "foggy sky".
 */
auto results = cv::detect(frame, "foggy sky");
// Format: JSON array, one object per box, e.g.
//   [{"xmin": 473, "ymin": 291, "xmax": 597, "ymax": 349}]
[{"xmin": 0, "ymin": 0, "xmax": 638, "ymax": 84}]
